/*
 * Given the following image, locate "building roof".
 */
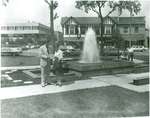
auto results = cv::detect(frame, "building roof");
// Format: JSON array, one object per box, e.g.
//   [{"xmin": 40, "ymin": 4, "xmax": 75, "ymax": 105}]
[
  {"xmin": 61, "ymin": 17, "xmax": 101, "ymax": 25},
  {"xmin": 0, "ymin": 22, "xmax": 50, "ymax": 29},
  {"xmin": 61, "ymin": 16, "xmax": 145, "ymax": 25},
  {"xmin": 112, "ymin": 17, "xmax": 145, "ymax": 25}
]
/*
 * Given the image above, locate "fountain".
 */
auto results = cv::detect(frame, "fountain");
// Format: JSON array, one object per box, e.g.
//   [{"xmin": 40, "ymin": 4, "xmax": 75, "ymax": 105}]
[
  {"xmin": 80, "ymin": 28, "xmax": 100, "ymax": 63},
  {"xmin": 68, "ymin": 27, "xmax": 134, "ymax": 73}
]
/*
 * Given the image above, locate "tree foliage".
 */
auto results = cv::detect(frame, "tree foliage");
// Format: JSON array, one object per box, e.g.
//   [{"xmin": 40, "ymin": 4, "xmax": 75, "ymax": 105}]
[
  {"xmin": 2, "ymin": 0, "xmax": 9, "ymax": 6},
  {"xmin": 75, "ymin": 1, "xmax": 141, "ymax": 17},
  {"xmin": 112, "ymin": 28, "xmax": 124, "ymax": 48},
  {"xmin": 112, "ymin": 28, "xmax": 127, "ymax": 59}
]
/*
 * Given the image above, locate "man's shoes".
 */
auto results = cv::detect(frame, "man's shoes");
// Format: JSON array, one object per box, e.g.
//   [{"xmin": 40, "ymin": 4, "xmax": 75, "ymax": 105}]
[
  {"xmin": 56, "ymin": 81, "xmax": 62, "ymax": 87},
  {"xmin": 41, "ymin": 83, "xmax": 48, "ymax": 87},
  {"xmin": 42, "ymin": 82, "xmax": 58, "ymax": 87},
  {"xmin": 47, "ymin": 82, "xmax": 56, "ymax": 85}
]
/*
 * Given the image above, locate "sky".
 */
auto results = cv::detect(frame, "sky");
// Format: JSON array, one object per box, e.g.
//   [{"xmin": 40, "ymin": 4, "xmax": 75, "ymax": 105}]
[{"xmin": 0, "ymin": 0, "xmax": 150, "ymax": 32}]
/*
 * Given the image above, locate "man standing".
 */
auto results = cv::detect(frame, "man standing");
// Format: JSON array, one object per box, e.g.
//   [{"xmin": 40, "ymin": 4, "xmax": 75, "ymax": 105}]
[
  {"xmin": 128, "ymin": 48, "xmax": 134, "ymax": 61},
  {"xmin": 39, "ymin": 40, "xmax": 53, "ymax": 87},
  {"xmin": 53, "ymin": 45, "xmax": 64, "ymax": 86}
]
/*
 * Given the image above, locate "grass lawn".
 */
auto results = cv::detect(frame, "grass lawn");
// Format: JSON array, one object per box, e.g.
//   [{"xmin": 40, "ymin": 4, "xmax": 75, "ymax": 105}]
[
  {"xmin": 1, "ymin": 70, "xmax": 79, "ymax": 87},
  {"xmin": 1, "ymin": 56, "xmax": 40, "ymax": 67},
  {"xmin": 1, "ymin": 86, "xmax": 149, "ymax": 118},
  {"xmin": 1, "ymin": 70, "xmax": 41, "ymax": 87}
]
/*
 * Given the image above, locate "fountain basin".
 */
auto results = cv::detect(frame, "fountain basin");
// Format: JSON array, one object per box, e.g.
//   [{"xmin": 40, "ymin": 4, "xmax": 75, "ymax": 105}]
[{"xmin": 68, "ymin": 60, "xmax": 134, "ymax": 72}]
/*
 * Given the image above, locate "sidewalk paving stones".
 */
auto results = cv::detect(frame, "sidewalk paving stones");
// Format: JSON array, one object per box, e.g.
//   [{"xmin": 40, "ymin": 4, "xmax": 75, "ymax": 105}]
[
  {"xmin": 0, "ymin": 72, "xmax": 149, "ymax": 100},
  {"xmin": 1, "ymin": 65, "xmax": 40, "ymax": 71},
  {"xmin": 13, "ymin": 80, "xmax": 22, "ymax": 83},
  {"xmin": 24, "ymin": 81, "xmax": 33, "ymax": 84},
  {"xmin": 0, "ymin": 79, "xmax": 110, "ymax": 100},
  {"xmin": 91, "ymin": 72, "xmax": 149, "ymax": 93},
  {"xmin": 1, "ymin": 74, "xmax": 13, "ymax": 81}
]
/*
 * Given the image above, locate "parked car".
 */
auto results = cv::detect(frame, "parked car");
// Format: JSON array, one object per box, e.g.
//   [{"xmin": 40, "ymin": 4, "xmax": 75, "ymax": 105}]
[
  {"xmin": 104, "ymin": 47, "xmax": 122, "ymax": 56},
  {"xmin": 30, "ymin": 45, "xmax": 35, "ymax": 49},
  {"xmin": 129, "ymin": 46, "xmax": 148, "ymax": 52},
  {"xmin": 66, "ymin": 45, "xmax": 74, "ymax": 50},
  {"xmin": 34, "ymin": 45, "xmax": 40, "ymax": 48},
  {"xmin": 61, "ymin": 48, "xmax": 81, "ymax": 57},
  {"xmin": 104, "ymin": 46, "xmax": 115, "ymax": 49},
  {"xmin": 1, "ymin": 46, "xmax": 22, "ymax": 56}
]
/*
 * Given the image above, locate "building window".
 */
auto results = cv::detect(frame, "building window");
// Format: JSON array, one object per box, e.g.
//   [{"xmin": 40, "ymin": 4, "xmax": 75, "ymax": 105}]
[
  {"xmin": 65, "ymin": 25, "xmax": 69, "ymax": 35},
  {"xmin": 75, "ymin": 26, "xmax": 78, "ymax": 34},
  {"xmin": 104, "ymin": 18, "xmax": 112, "ymax": 24},
  {"xmin": 10, "ymin": 26, "xmax": 15, "ymax": 30},
  {"xmin": 1, "ymin": 26, "xmax": 6, "ymax": 30},
  {"xmin": 123, "ymin": 27, "xmax": 128, "ymax": 33},
  {"xmin": 6, "ymin": 26, "xmax": 10, "ymax": 30},
  {"xmin": 70, "ymin": 25, "xmax": 75, "ymax": 35},
  {"xmin": 18, "ymin": 26, "xmax": 24, "ymax": 30},
  {"xmin": 134, "ymin": 26, "xmax": 139, "ymax": 33},
  {"xmin": 81, "ymin": 26, "xmax": 87, "ymax": 34},
  {"xmin": 14, "ymin": 26, "xmax": 19, "ymax": 30},
  {"xmin": 23, "ymin": 26, "xmax": 31, "ymax": 30},
  {"xmin": 15, "ymin": 26, "xmax": 17, "ymax": 30},
  {"xmin": 32, "ymin": 26, "xmax": 38, "ymax": 30},
  {"xmin": 95, "ymin": 27, "xmax": 100, "ymax": 35},
  {"xmin": 105, "ymin": 26, "xmax": 111, "ymax": 34},
  {"xmin": 5, "ymin": 26, "xmax": 14, "ymax": 30}
]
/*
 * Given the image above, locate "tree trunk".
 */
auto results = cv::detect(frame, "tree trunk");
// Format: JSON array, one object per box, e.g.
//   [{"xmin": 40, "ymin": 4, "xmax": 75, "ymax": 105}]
[
  {"xmin": 50, "ymin": 1, "xmax": 55, "ymax": 53},
  {"xmin": 99, "ymin": 16, "xmax": 104, "ymax": 56},
  {"xmin": 117, "ymin": 45, "xmax": 120, "ymax": 60}
]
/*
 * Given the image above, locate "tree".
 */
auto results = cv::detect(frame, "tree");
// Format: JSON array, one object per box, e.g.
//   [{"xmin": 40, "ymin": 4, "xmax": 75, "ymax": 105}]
[
  {"xmin": 2, "ymin": 0, "xmax": 9, "ymax": 6},
  {"xmin": 112, "ymin": 28, "xmax": 125, "ymax": 59},
  {"xmin": 44, "ymin": 0, "xmax": 58, "ymax": 53},
  {"xmin": 75, "ymin": 1, "xmax": 141, "ymax": 55}
]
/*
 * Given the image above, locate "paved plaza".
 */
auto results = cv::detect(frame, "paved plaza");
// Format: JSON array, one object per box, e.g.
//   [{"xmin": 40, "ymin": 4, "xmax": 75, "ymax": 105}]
[
  {"xmin": 1, "ymin": 72, "xmax": 149, "ymax": 118},
  {"xmin": 0, "ymin": 72, "xmax": 149, "ymax": 100},
  {"xmin": 1, "ymin": 57, "xmax": 149, "ymax": 118}
]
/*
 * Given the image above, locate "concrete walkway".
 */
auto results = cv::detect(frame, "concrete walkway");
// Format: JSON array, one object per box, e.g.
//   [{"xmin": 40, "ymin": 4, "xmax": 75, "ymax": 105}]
[
  {"xmin": 0, "ymin": 79, "xmax": 110, "ymax": 100},
  {"xmin": 91, "ymin": 72, "xmax": 149, "ymax": 93},
  {"xmin": 0, "ymin": 72, "xmax": 149, "ymax": 100},
  {"xmin": 1, "ymin": 65, "xmax": 40, "ymax": 71}
]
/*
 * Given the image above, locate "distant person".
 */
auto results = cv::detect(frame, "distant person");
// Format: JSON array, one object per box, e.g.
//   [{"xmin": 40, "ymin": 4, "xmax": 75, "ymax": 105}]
[
  {"xmin": 128, "ymin": 48, "xmax": 134, "ymax": 61},
  {"xmin": 120, "ymin": 49, "xmax": 128, "ymax": 60},
  {"xmin": 53, "ymin": 45, "xmax": 64, "ymax": 86},
  {"xmin": 39, "ymin": 40, "xmax": 53, "ymax": 87}
]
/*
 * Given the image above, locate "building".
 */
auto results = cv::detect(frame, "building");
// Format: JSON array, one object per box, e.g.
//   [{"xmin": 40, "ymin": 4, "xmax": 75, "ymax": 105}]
[
  {"xmin": 145, "ymin": 28, "xmax": 149, "ymax": 47},
  {"xmin": 116, "ymin": 17, "xmax": 146, "ymax": 47},
  {"xmin": 61, "ymin": 16, "xmax": 147, "ymax": 48},
  {"xmin": 0, "ymin": 22, "xmax": 50, "ymax": 45}
]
